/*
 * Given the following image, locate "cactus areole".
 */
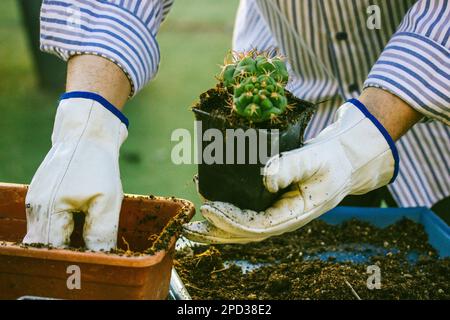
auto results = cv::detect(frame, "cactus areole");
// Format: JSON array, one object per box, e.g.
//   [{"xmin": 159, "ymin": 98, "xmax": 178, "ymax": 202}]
[{"xmin": 192, "ymin": 50, "xmax": 315, "ymax": 211}]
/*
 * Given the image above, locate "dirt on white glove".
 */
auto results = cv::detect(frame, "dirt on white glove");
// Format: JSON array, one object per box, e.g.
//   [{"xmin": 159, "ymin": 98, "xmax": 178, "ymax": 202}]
[
  {"xmin": 184, "ymin": 99, "xmax": 399, "ymax": 243},
  {"xmin": 22, "ymin": 92, "xmax": 128, "ymax": 251}
]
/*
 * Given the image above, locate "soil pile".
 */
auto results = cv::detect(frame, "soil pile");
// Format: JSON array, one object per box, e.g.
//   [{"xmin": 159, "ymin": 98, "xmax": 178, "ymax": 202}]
[{"xmin": 175, "ymin": 218, "xmax": 450, "ymax": 299}]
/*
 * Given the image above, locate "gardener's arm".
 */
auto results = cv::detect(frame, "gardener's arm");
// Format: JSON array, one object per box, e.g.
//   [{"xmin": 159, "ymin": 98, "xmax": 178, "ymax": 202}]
[
  {"xmin": 183, "ymin": 0, "xmax": 450, "ymax": 244},
  {"xmin": 23, "ymin": 0, "xmax": 173, "ymax": 251},
  {"xmin": 359, "ymin": 88, "xmax": 422, "ymax": 141}
]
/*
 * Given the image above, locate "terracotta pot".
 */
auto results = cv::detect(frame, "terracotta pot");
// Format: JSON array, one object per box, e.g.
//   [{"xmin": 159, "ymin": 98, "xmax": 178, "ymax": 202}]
[{"xmin": 0, "ymin": 183, "xmax": 195, "ymax": 300}]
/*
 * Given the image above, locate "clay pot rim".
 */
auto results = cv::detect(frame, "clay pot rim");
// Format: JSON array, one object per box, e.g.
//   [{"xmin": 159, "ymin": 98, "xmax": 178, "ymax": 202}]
[
  {"xmin": 0, "ymin": 183, "xmax": 196, "ymax": 268},
  {"xmin": 0, "ymin": 239, "xmax": 170, "ymax": 267}
]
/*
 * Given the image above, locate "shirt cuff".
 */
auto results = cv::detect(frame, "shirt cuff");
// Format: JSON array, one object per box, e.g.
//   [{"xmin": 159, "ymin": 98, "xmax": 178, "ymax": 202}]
[
  {"xmin": 364, "ymin": 32, "xmax": 450, "ymax": 126},
  {"xmin": 40, "ymin": 0, "xmax": 162, "ymax": 97}
]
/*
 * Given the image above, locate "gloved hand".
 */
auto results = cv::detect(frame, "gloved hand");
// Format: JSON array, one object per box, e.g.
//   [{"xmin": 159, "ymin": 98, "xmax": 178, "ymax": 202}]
[
  {"xmin": 183, "ymin": 99, "xmax": 399, "ymax": 244},
  {"xmin": 22, "ymin": 92, "xmax": 128, "ymax": 251}
]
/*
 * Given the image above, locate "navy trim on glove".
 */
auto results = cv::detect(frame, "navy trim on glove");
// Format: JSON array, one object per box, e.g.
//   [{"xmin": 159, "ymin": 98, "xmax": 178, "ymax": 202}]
[
  {"xmin": 60, "ymin": 91, "xmax": 129, "ymax": 128},
  {"xmin": 347, "ymin": 98, "xmax": 399, "ymax": 184}
]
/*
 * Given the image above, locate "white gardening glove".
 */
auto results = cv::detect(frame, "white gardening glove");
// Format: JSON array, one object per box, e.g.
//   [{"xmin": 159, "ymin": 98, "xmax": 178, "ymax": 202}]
[
  {"xmin": 184, "ymin": 99, "xmax": 399, "ymax": 243},
  {"xmin": 22, "ymin": 92, "xmax": 128, "ymax": 251}
]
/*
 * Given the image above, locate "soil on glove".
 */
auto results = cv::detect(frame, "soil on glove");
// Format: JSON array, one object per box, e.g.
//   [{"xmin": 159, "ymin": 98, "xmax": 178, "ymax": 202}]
[{"xmin": 175, "ymin": 218, "xmax": 450, "ymax": 300}]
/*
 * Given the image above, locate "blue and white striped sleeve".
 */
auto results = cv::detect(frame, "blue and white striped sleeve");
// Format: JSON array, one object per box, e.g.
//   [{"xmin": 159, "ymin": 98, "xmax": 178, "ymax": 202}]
[
  {"xmin": 364, "ymin": 0, "xmax": 450, "ymax": 125},
  {"xmin": 40, "ymin": 0, "xmax": 174, "ymax": 96}
]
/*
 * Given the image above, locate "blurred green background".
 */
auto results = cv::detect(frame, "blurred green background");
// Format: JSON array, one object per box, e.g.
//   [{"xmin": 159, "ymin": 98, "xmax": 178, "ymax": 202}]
[{"xmin": 0, "ymin": 0, "xmax": 240, "ymax": 216}]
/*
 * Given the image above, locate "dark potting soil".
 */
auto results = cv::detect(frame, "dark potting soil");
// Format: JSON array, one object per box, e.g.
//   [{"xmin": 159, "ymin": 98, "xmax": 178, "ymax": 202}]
[
  {"xmin": 175, "ymin": 218, "xmax": 450, "ymax": 300},
  {"xmin": 193, "ymin": 83, "xmax": 315, "ymax": 130}
]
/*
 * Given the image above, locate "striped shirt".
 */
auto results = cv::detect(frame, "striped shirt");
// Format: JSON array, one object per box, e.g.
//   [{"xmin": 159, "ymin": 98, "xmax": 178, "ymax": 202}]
[{"xmin": 39, "ymin": 0, "xmax": 449, "ymax": 208}]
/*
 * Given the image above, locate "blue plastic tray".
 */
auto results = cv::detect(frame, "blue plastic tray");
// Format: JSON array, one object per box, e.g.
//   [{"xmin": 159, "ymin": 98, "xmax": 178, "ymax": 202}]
[{"xmin": 319, "ymin": 206, "xmax": 450, "ymax": 258}]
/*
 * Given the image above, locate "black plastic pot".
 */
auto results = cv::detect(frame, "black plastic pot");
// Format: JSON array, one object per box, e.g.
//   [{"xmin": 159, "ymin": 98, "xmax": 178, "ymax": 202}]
[{"xmin": 193, "ymin": 90, "xmax": 315, "ymax": 212}]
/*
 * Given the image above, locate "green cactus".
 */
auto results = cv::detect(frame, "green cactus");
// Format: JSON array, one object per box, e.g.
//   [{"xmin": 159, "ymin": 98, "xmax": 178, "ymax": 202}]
[
  {"xmin": 233, "ymin": 56, "xmax": 257, "ymax": 79},
  {"xmin": 233, "ymin": 74, "xmax": 288, "ymax": 122},
  {"xmin": 222, "ymin": 64, "xmax": 236, "ymax": 87},
  {"xmin": 255, "ymin": 56, "xmax": 289, "ymax": 83},
  {"xmin": 219, "ymin": 51, "xmax": 289, "ymax": 123}
]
